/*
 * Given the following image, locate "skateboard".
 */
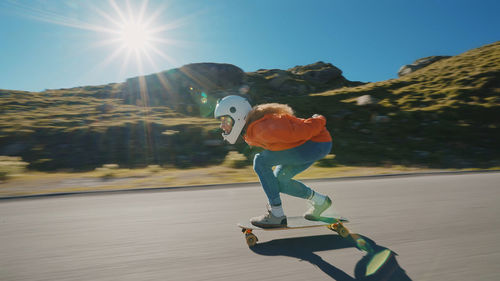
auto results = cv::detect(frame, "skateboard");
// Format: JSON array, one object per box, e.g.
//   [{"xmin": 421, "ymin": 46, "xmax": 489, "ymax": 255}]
[{"xmin": 237, "ymin": 216, "xmax": 350, "ymax": 247}]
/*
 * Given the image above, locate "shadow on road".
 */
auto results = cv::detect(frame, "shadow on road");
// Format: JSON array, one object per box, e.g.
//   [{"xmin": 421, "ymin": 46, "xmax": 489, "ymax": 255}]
[{"xmin": 249, "ymin": 234, "xmax": 412, "ymax": 281}]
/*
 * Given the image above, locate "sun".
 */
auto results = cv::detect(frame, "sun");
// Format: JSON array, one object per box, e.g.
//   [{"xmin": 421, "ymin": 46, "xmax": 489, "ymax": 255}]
[
  {"xmin": 91, "ymin": 0, "xmax": 181, "ymax": 72},
  {"xmin": 4, "ymin": 0, "xmax": 183, "ymax": 74},
  {"xmin": 117, "ymin": 20, "xmax": 152, "ymax": 52}
]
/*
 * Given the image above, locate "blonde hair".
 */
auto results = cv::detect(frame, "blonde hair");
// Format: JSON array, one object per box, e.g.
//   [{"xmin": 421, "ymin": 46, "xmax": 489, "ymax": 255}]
[{"xmin": 246, "ymin": 103, "xmax": 294, "ymax": 125}]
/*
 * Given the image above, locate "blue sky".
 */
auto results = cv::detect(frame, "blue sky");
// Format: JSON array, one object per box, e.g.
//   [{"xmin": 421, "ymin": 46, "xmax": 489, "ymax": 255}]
[{"xmin": 0, "ymin": 0, "xmax": 499, "ymax": 92}]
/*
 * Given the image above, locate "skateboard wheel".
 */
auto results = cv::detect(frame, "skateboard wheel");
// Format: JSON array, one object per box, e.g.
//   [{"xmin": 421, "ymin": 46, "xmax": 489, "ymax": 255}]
[
  {"xmin": 330, "ymin": 223, "xmax": 350, "ymax": 238},
  {"xmin": 245, "ymin": 233, "xmax": 258, "ymax": 247},
  {"xmin": 337, "ymin": 226, "xmax": 350, "ymax": 238}
]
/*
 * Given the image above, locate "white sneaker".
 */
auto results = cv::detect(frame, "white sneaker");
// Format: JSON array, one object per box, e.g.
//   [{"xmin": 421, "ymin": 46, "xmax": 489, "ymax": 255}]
[{"xmin": 250, "ymin": 204, "xmax": 287, "ymax": 228}]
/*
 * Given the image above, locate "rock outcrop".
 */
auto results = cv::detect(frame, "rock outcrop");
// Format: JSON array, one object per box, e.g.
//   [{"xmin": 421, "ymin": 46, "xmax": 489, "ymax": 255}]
[
  {"xmin": 178, "ymin": 63, "xmax": 245, "ymax": 90},
  {"xmin": 116, "ymin": 61, "xmax": 362, "ymax": 112},
  {"xmin": 248, "ymin": 61, "xmax": 363, "ymax": 98},
  {"xmin": 357, "ymin": 95, "xmax": 379, "ymax": 106},
  {"xmin": 398, "ymin": 56, "xmax": 451, "ymax": 77},
  {"xmin": 288, "ymin": 61, "xmax": 343, "ymax": 83},
  {"xmin": 117, "ymin": 63, "xmax": 244, "ymax": 112}
]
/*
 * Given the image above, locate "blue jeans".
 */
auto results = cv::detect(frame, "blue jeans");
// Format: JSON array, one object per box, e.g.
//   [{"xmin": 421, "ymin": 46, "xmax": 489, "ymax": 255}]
[{"xmin": 253, "ymin": 141, "xmax": 332, "ymax": 206}]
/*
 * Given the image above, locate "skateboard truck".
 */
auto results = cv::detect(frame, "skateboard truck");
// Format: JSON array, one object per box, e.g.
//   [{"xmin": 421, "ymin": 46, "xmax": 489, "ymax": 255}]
[
  {"xmin": 327, "ymin": 221, "xmax": 350, "ymax": 238},
  {"xmin": 241, "ymin": 228, "xmax": 258, "ymax": 247}
]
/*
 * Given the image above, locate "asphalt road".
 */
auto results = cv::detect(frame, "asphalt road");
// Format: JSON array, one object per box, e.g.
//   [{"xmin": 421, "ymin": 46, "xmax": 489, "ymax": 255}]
[{"xmin": 1, "ymin": 172, "xmax": 499, "ymax": 281}]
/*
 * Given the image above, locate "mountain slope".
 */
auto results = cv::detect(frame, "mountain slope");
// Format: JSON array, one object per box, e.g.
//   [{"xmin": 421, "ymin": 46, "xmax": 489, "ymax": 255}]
[
  {"xmin": 282, "ymin": 41, "xmax": 500, "ymax": 167},
  {"xmin": 0, "ymin": 41, "xmax": 499, "ymax": 170}
]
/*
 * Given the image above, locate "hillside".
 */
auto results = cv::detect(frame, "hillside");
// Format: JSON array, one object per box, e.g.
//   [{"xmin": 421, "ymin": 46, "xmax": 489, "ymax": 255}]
[
  {"xmin": 289, "ymin": 41, "xmax": 500, "ymax": 167},
  {"xmin": 0, "ymin": 41, "xmax": 499, "ymax": 171}
]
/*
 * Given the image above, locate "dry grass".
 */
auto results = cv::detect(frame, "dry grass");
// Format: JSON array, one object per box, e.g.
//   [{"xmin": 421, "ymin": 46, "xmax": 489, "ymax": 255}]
[{"xmin": 1, "ymin": 163, "xmax": 491, "ymax": 198}]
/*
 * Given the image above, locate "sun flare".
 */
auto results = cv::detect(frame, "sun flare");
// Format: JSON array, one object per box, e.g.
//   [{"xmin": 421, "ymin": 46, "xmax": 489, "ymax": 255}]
[
  {"xmin": 92, "ymin": 0, "xmax": 182, "ymax": 73},
  {"xmin": 4, "ymin": 0, "xmax": 184, "ymax": 75},
  {"xmin": 118, "ymin": 21, "xmax": 152, "ymax": 51}
]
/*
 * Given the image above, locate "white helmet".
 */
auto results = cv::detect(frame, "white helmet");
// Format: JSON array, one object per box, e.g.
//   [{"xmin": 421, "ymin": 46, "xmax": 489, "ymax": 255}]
[{"xmin": 214, "ymin": 95, "xmax": 252, "ymax": 144}]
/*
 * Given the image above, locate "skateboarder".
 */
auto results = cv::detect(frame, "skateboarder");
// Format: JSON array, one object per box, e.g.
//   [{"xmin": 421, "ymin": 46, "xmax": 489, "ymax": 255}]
[{"xmin": 214, "ymin": 95, "xmax": 333, "ymax": 228}]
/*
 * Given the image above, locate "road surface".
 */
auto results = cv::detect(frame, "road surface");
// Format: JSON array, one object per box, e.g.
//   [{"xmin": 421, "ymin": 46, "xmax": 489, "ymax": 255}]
[{"xmin": 1, "ymin": 172, "xmax": 499, "ymax": 280}]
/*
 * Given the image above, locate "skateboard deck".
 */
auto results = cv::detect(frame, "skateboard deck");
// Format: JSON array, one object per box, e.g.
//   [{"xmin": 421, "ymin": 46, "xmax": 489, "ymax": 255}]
[
  {"xmin": 238, "ymin": 216, "xmax": 349, "ymax": 247},
  {"xmin": 238, "ymin": 216, "xmax": 348, "ymax": 230}
]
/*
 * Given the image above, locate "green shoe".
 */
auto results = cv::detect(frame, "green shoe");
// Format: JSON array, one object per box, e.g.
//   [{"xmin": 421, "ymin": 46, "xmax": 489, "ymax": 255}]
[{"xmin": 304, "ymin": 196, "xmax": 332, "ymax": 221}]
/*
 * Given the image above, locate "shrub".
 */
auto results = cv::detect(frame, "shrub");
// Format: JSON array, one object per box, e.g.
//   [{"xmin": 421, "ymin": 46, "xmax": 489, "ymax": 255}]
[
  {"xmin": 0, "ymin": 156, "xmax": 29, "ymax": 181},
  {"xmin": 95, "ymin": 163, "xmax": 119, "ymax": 179},
  {"xmin": 223, "ymin": 151, "xmax": 250, "ymax": 168},
  {"xmin": 315, "ymin": 154, "xmax": 339, "ymax": 167}
]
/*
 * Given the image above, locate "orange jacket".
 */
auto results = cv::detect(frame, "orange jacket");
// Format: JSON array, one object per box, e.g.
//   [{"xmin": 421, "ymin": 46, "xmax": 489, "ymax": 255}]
[{"xmin": 243, "ymin": 114, "xmax": 332, "ymax": 151}]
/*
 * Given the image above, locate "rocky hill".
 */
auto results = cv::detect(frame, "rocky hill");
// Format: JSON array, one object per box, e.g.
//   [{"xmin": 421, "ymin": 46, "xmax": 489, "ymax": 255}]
[
  {"xmin": 0, "ymin": 41, "xmax": 499, "ymax": 171},
  {"xmin": 109, "ymin": 60, "xmax": 363, "ymax": 115}
]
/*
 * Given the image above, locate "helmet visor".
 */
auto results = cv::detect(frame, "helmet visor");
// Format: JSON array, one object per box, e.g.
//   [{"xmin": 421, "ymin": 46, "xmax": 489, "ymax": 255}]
[{"xmin": 219, "ymin": 115, "xmax": 234, "ymax": 135}]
